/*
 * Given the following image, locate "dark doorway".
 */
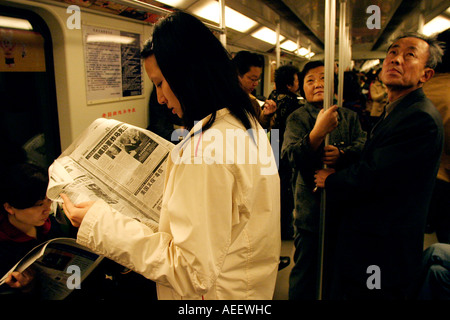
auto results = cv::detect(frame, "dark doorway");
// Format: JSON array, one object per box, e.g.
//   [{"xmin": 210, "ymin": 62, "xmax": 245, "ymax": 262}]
[{"xmin": 0, "ymin": 5, "xmax": 60, "ymax": 169}]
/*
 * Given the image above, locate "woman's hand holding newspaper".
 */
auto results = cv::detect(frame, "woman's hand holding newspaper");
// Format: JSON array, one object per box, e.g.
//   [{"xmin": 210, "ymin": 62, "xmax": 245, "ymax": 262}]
[{"xmin": 60, "ymin": 193, "xmax": 95, "ymax": 227}]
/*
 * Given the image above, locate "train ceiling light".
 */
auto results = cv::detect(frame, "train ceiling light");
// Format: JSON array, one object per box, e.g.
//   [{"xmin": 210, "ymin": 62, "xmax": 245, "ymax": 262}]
[
  {"xmin": 251, "ymin": 27, "xmax": 285, "ymax": 45},
  {"xmin": 0, "ymin": 16, "xmax": 33, "ymax": 30},
  {"xmin": 189, "ymin": 0, "xmax": 258, "ymax": 33}
]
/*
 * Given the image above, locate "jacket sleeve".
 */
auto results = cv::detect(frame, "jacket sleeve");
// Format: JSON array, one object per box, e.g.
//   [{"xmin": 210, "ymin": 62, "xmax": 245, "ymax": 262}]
[
  {"xmin": 77, "ymin": 161, "xmax": 238, "ymax": 298},
  {"xmin": 251, "ymin": 97, "xmax": 275, "ymax": 129},
  {"xmin": 336, "ymin": 111, "xmax": 367, "ymax": 169},
  {"xmin": 281, "ymin": 111, "xmax": 319, "ymax": 169},
  {"xmin": 326, "ymin": 109, "xmax": 441, "ymax": 202}
]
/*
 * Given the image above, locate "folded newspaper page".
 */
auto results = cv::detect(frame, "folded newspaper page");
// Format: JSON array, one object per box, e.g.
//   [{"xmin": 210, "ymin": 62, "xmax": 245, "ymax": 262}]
[
  {"xmin": 0, "ymin": 238, "xmax": 103, "ymax": 300},
  {"xmin": 47, "ymin": 118, "xmax": 174, "ymax": 232}
]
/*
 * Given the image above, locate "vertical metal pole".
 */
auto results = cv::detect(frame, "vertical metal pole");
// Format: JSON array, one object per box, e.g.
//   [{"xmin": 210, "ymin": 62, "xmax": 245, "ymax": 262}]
[
  {"xmin": 308, "ymin": 43, "xmax": 312, "ymax": 60},
  {"xmin": 219, "ymin": 0, "xmax": 226, "ymax": 47},
  {"xmin": 337, "ymin": 0, "xmax": 346, "ymax": 108},
  {"xmin": 276, "ymin": 20, "xmax": 281, "ymax": 68},
  {"xmin": 317, "ymin": 0, "xmax": 336, "ymax": 301},
  {"xmin": 347, "ymin": 26, "xmax": 352, "ymax": 70},
  {"xmin": 417, "ymin": 1, "xmax": 425, "ymax": 34}
]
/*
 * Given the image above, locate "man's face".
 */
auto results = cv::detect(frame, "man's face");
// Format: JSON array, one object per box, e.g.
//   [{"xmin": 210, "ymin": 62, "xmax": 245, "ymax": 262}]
[
  {"xmin": 380, "ymin": 37, "xmax": 432, "ymax": 90},
  {"xmin": 238, "ymin": 66, "xmax": 262, "ymax": 94}
]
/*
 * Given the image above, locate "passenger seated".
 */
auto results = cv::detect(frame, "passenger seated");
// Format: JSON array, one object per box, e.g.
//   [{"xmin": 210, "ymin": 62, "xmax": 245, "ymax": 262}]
[
  {"xmin": 0, "ymin": 162, "xmax": 67, "ymax": 296},
  {"xmin": 0, "ymin": 163, "xmax": 157, "ymax": 300}
]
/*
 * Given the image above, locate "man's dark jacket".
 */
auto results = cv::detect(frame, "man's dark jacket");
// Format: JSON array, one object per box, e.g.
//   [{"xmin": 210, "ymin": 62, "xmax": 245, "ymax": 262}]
[{"xmin": 326, "ymin": 88, "xmax": 444, "ymax": 299}]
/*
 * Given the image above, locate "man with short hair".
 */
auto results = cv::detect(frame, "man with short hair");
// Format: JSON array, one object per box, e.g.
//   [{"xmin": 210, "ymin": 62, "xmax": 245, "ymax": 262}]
[
  {"xmin": 315, "ymin": 33, "xmax": 444, "ymax": 299},
  {"xmin": 232, "ymin": 51, "xmax": 277, "ymax": 129}
]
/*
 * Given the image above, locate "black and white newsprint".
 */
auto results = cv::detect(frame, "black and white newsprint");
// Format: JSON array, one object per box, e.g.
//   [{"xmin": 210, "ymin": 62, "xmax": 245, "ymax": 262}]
[{"xmin": 47, "ymin": 118, "xmax": 174, "ymax": 231}]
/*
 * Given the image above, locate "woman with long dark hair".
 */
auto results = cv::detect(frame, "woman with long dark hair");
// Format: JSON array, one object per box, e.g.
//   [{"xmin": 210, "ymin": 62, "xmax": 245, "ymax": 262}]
[
  {"xmin": 141, "ymin": 12, "xmax": 256, "ymax": 132},
  {"xmin": 61, "ymin": 11, "xmax": 281, "ymax": 300}
]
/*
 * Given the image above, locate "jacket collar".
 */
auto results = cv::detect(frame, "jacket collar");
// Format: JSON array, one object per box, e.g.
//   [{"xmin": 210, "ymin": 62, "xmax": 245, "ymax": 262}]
[
  {"xmin": 304, "ymin": 101, "xmax": 322, "ymax": 119},
  {"xmin": 175, "ymin": 108, "xmax": 230, "ymax": 153},
  {"xmin": 369, "ymin": 88, "xmax": 426, "ymax": 139},
  {"xmin": 386, "ymin": 87, "xmax": 425, "ymax": 119}
]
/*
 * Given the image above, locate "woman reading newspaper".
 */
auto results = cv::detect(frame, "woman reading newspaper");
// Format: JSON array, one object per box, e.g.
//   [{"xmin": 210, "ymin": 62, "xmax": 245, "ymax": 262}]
[{"xmin": 61, "ymin": 11, "xmax": 281, "ymax": 300}]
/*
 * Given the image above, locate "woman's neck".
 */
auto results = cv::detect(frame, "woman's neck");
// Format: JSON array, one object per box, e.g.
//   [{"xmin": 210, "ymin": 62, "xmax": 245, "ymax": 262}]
[
  {"xmin": 8, "ymin": 215, "xmax": 37, "ymax": 238},
  {"xmin": 308, "ymin": 101, "xmax": 324, "ymax": 109}
]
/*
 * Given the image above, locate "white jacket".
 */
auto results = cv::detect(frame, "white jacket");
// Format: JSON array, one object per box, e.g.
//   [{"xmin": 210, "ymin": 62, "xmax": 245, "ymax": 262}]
[{"xmin": 77, "ymin": 108, "xmax": 281, "ymax": 299}]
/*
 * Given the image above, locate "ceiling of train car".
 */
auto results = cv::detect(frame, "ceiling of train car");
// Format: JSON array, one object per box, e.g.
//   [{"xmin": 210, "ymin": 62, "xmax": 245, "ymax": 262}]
[
  {"xmin": 41, "ymin": 0, "xmax": 450, "ymax": 63},
  {"xmin": 121, "ymin": 0, "xmax": 450, "ymax": 61},
  {"xmin": 262, "ymin": 0, "xmax": 450, "ymax": 59}
]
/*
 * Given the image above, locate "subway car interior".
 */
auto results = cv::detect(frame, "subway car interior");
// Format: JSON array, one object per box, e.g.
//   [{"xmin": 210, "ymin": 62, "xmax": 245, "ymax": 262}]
[{"xmin": 0, "ymin": 0, "xmax": 449, "ymax": 302}]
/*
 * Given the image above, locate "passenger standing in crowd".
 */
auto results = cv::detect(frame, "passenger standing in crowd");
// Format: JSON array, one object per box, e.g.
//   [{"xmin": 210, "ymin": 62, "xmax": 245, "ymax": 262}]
[
  {"xmin": 269, "ymin": 64, "xmax": 302, "ymax": 153},
  {"xmin": 368, "ymin": 68, "xmax": 388, "ymax": 130},
  {"xmin": 315, "ymin": 33, "xmax": 444, "ymax": 299},
  {"xmin": 342, "ymin": 71, "xmax": 366, "ymax": 113},
  {"xmin": 342, "ymin": 71, "xmax": 370, "ymax": 132},
  {"xmin": 422, "ymin": 28, "xmax": 450, "ymax": 244},
  {"xmin": 282, "ymin": 60, "xmax": 366, "ymax": 300},
  {"xmin": 0, "ymin": 163, "xmax": 64, "ymax": 295},
  {"xmin": 61, "ymin": 11, "xmax": 281, "ymax": 300},
  {"xmin": 418, "ymin": 242, "xmax": 450, "ymax": 299},
  {"xmin": 268, "ymin": 64, "xmax": 302, "ymax": 240},
  {"xmin": 232, "ymin": 51, "xmax": 277, "ymax": 129}
]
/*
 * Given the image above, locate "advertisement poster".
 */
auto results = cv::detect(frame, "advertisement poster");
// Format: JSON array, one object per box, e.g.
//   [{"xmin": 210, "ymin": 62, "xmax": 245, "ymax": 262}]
[
  {"xmin": 0, "ymin": 28, "xmax": 46, "ymax": 72},
  {"xmin": 83, "ymin": 25, "xmax": 142, "ymax": 104}
]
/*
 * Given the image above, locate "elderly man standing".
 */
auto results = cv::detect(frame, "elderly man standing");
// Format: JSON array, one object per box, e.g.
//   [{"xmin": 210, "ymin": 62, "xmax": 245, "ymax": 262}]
[{"xmin": 315, "ymin": 33, "xmax": 444, "ymax": 299}]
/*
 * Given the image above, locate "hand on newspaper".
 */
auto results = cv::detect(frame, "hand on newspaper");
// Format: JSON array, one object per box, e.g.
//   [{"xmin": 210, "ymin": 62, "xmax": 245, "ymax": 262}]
[
  {"xmin": 6, "ymin": 269, "xmax": 35, "ymax": 291},
  {"xmin": 60, "ymin": 193, "xmax": 95, "ymax": 227}
]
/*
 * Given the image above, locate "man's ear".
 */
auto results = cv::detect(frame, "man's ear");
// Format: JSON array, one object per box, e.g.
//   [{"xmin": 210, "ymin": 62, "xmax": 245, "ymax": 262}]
[
  {"xmin": 420, "ymin": 68, "xmax": 434, "ymax": 84},
  {"xmin": 3, "ymin": 203, "xmax": 15, "ymax": 215}
]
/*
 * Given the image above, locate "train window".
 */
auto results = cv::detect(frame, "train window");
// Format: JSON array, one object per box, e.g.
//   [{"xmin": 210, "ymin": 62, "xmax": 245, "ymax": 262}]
[{"xmin": 0, "ymin": 5, "xmax": 60, "ymax": 169}]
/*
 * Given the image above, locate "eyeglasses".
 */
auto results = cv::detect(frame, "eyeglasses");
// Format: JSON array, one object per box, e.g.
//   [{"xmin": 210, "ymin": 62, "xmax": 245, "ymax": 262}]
[{"xmin": 244, "ymin": 75, "xmax": 260, "ymax": 83}]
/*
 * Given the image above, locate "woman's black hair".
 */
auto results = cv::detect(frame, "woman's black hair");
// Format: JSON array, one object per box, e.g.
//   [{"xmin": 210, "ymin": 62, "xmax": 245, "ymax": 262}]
[
  {"xmin": 232, "ymin": 51, "xmax": 264, "ymax": 76},
  {"xmin": 141, "ymin": 11, "xmax": 256, "ymax": 131},
  {"xmin": 343, "ymin": 71, "xmax": 363, "ymax": 102},
  {"xmin": 1, "ymin": 163, "xmax": 48, "ymax": 210},
  {"xmin": 274, "ymin": 65, "xmax": 300, "ymax": 94}
]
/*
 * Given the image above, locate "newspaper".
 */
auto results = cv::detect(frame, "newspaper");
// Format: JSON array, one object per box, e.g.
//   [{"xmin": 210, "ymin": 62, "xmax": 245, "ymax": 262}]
[
  {"xmin": 0, "ymin": 238, "xmax": 103, "ymax": 300},
  {"xmin": 46, "ymin": 118, "xmax": 174, "ymax": 231}
]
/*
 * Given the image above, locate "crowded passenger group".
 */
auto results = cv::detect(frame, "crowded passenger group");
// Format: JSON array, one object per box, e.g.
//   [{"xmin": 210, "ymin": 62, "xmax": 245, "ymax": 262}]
[{"xmin": 0, "ymin": 11, "xmax": 448, "ymax": 301}]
